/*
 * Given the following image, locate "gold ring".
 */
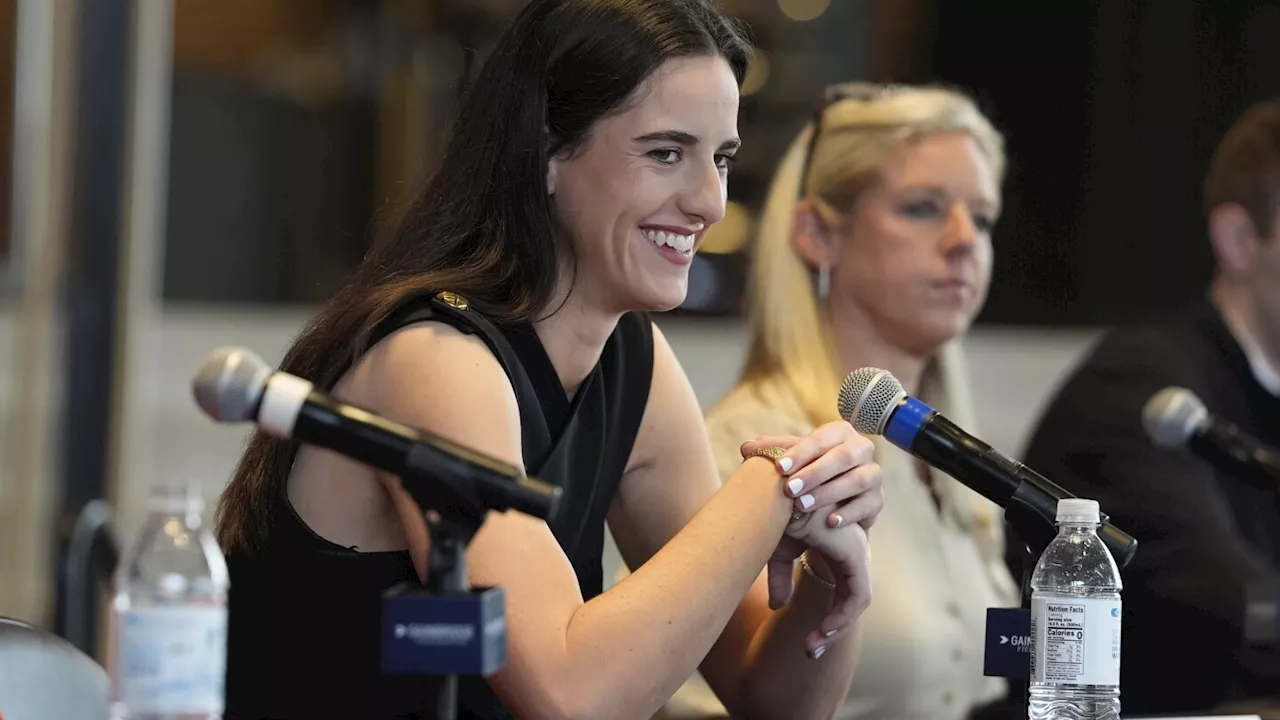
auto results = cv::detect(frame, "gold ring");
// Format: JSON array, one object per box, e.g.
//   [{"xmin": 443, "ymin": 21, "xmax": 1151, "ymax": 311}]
[{"xmin": 745, "ymin": 445, "xmax": 787, "ymax": 461}]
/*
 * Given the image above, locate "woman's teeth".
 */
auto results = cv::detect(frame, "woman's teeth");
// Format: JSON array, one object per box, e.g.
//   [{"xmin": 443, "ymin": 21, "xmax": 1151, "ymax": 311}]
[{"xmin": 643, "ymin": 229, "xmax": 695, "ymax": 254}]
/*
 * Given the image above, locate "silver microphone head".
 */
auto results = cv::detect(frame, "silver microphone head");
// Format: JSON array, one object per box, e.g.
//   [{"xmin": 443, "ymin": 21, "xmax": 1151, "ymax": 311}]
[
  {"xmin": 192, "ymin": 347, "xmax": 273, "ymax": 422},
  {"xmin": 839, "ymin": 368, "xmax": 907, "ymax": 435},
  {"xmin": 1142, "ymin": 386, "xmax": 1209, "ymax": 448}
]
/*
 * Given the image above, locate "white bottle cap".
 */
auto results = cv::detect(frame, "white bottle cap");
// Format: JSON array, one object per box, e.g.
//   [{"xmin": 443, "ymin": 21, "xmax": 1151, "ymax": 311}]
[
  {"xmin": 147, "ymin": 480, "xmax": 204, "ymax": 517},
  {"xmin": 1056, "ymin": 498, "xmax": 1100, "ymax": 523}
]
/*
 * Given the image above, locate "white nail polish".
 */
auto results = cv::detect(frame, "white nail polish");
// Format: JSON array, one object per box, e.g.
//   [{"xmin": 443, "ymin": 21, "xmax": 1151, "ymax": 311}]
[
  {"xmin": 799, "ymin": 494, "xmax": 815, "ymax": 510},
  {"xmin": 812, "ymin": 645, "xmax": 826, "ymax": 659},
  {"xmin": 824, "ymin": 628, "xmax": 839, "ymax": 638},
  {"xmin": 831, "ymin": 514, "xmax": 843, "ymax": 527},
  {"xmin": 778, "ymin": 457, "xmax": 794, "ymax": 473},
  {"xmin": 787, "ymin": 478, "xmax": 803, "ymax": 496}
]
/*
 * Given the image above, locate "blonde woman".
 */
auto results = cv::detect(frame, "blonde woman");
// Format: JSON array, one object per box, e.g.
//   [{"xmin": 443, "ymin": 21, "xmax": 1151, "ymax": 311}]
[{"xmin": 666, "ymin": 83, "xmax": 1019, "ymax": 720}]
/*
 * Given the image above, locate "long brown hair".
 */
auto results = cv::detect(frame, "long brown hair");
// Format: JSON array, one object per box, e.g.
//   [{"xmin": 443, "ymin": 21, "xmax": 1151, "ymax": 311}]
[{"xmin": 216, "ymin": 0, "xmax": 751, "ymax": 553}]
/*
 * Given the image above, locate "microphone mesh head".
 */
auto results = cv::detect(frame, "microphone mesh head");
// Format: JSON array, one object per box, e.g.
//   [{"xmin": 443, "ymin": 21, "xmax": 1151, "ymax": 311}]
[
  {"xmin": 838, "ymin": 368, "xmax": 907, "ymax": 435},
  {"xmin": 191, "ymin": 347, "xmax": 272, "ymax": 422},
  {"xmin": 1142, "ymin": 386, "xmax": 1208, "ymax": 448}
]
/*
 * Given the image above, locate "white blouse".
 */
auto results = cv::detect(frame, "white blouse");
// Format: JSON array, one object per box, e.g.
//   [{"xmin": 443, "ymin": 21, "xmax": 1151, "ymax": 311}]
[{"xmin": 660, "ymin": 380, "xmax": 1018, "ymax": 720}]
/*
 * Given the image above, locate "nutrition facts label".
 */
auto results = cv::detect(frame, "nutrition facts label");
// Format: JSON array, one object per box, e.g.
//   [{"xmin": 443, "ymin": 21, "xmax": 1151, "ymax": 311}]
[
  {"xmin": 1031, "ymin": 596, "xmax": 1121, "ymax": 685},
  {"xmin": 1041, "ymin": 602, "xmax": 1086, "ymax": 673}
]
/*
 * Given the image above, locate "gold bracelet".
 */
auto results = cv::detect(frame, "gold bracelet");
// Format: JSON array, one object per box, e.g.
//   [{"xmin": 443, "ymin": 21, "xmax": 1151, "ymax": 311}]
[{"xmin": 800, "ymin": 552, "xmax": 836, "ymax": 590}]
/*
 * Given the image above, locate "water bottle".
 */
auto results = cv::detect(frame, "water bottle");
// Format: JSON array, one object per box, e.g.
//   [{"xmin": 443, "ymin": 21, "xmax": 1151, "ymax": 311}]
[
  {"xmin": 110, "ymin": 481, "xmax": 230, "ymax": 719},
  {"xmin": 1028, "ymin": 498, "xmax": 1123, "ymax": 719}
]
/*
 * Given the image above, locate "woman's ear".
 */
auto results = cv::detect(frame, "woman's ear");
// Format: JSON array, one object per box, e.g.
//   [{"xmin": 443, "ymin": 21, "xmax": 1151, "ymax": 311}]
[
  {"xmin": 545, "ymin": 125, "xmax": 559, "ymax": 195},
  {"xmin": 790, "ymin": 199, "xmax": 834, "ymax": 270},
  {"xmin": 546, "ymin": 158, "xmax": 559, "ymax": 196},
  {"xmin": 1208, "ymin": 202, "xmax": 1258, "ymax": 277}
]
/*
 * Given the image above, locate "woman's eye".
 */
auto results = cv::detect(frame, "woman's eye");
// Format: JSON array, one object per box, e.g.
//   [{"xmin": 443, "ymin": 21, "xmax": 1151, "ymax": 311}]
[
  {"xmin": 902, "ymin": 200, "xmax": 943, "ymax": 219},
  {"xmin": 650, "ymin": 148, "xmax": 681, "ymax": 165}
]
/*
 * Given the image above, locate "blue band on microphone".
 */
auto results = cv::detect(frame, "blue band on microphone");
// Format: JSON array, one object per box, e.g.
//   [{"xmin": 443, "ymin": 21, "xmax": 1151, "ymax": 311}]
[{"xmin": 885, "ymin": 396, "xmax": 934, "ymax": 450}]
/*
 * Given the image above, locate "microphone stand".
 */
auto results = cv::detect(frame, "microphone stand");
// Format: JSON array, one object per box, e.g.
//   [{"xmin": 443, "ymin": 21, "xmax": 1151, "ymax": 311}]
[
  {"xmin": 380, "ymin": 471, "xmax": 492, "ymax": 720},
  {"xmin": 1006, "ymin": 539, "xmax": 1039, "ymax": 714},
  {"xmin": 380, "ymin": 461, "xmax": 558, "ymax": 720},
  {"xmin": 427, "ymin": 509, "xmax": 486, "ymax": 720}
]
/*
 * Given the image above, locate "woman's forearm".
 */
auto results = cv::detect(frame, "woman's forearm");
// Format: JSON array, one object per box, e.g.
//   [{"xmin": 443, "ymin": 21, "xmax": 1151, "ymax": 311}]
[
  {"xmin": 738, "ymin": 562, "xmax": 862, "ymax": 719},
  {"xmin": 550, "ymin": 459, "xmax": 791, "ymax": 720}
]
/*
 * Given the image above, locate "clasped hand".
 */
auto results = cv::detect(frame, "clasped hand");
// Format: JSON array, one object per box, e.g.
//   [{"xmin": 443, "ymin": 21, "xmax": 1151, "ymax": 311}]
[{"xmin": 740, "ymin": 421, "xmax": 883, "ymax": 656}]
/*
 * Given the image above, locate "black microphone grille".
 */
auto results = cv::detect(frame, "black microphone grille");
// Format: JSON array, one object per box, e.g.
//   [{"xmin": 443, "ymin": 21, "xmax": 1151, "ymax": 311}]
[
  {"xmin": 1142, "ymin": 386, "xmax": 1207, "ymax": 449},
  {"xmin": 839, "ymin": 368, "xmax": 906, "ymax": 435},
  {"xmin": 192, "ymin": 347, "xmax": 273, "ymax": 423}
]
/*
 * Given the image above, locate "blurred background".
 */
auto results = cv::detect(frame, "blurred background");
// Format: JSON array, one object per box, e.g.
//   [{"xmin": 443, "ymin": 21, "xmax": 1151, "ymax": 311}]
[{"xmin": 1, "ymin": 0, "xmax": 1278, "ymax": 665}]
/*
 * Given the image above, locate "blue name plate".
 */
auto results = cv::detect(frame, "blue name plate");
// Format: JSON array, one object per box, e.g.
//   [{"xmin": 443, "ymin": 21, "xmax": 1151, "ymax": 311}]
[
  {"xmin": 984, "ymin": 607, "xmax": 1031, "ymax": 678},
  {"xmin": 380, "ymin": 585, "xmax": 507, "ymax": 676}
]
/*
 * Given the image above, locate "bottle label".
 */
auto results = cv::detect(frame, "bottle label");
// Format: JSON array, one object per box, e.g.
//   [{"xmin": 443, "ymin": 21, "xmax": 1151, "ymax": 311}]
[
  {"xmin": 116, "ymin": 605, "xmax": 227, "ymax": 713},
  {"xmin": 1030, "ymin": 597, "xmax": 1121, "ymax": 685}
]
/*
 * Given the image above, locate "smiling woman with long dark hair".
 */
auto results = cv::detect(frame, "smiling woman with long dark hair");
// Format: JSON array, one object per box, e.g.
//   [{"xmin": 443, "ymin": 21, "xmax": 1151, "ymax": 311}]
[{"xmin": 216, "ymin": 2, "xmax": 885, "ymax": 719}]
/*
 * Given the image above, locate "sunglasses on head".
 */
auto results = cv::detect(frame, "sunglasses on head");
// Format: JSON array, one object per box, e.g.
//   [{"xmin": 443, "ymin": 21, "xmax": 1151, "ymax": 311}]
[{"xmin": 799, "ymin": 82, "xmax": 909, "ymax": 195}]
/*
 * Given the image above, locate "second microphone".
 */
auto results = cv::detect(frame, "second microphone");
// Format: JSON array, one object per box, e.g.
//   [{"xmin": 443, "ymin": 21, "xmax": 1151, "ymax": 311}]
[{"xmin": 191, "ymin": 346, "xmax": 562, "ymax": 522}]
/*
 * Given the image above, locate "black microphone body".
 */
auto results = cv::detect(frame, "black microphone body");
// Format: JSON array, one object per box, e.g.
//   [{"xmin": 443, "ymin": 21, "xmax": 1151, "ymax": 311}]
[
  {"xmin": 839, "ymin": 367, "xmax": 1138, "ymax": 569},
  {"xmin": 295, "ymin": 391, "xmax": 559, "ymax": 520},
  {"xmin": 296, "ymin": 391, "xmax": 418, "ymax": 476},
  {"xmin": 193, "ymin": 348, "xmax": 561, "ymax": 522},
  {"xmin": 1144, "ymin": 386, "xmax": 1280, "ymax": 496},
  {"xmin": 908, "ymin": 411, "xmax": 1025, "ymax": 505},
  {"xmin": 906, "ymin": 409, "xmax": 1137, "ymax": 568},
  {"xmin": 283, "ymin": 386, "xmax": 560, "ymax": 522},
  {"xmin": 1188, "ymin": 418, "xmax": 1280, "ymax": 493}
]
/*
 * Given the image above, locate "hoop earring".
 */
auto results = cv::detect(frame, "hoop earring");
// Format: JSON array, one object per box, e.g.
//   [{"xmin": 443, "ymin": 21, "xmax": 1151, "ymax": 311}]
[{"xmin": 817, "ymin": 263, "xmax": 831, "ymax": 302}]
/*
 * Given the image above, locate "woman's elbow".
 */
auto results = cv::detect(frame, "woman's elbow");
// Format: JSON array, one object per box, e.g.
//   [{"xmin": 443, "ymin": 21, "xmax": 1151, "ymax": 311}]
[{"xmin": 502, "ymin": 679, "xmax": 630, "ymax": 720}]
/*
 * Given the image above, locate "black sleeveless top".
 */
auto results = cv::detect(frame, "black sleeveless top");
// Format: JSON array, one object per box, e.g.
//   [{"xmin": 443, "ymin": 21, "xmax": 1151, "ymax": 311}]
[{"xmin": 223, "ymin": 294, "xmax": 654, "ymax": 719}]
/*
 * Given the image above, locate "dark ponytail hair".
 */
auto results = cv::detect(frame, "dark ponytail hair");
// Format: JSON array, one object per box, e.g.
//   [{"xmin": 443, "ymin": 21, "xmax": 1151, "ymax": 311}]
[{"xmin": 217, "ymin": 0, "xmax": 752, "ymax": 552}]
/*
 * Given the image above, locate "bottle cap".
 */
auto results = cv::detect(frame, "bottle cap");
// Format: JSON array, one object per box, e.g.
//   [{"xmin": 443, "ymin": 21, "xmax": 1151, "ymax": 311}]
[
  {"xmin": 147, "ymin": 480, "xmax": 204, "ymax": 517},
  {"xmin": 1056, "ymin": 498, "xmax": 1100, "ymax": 524}
]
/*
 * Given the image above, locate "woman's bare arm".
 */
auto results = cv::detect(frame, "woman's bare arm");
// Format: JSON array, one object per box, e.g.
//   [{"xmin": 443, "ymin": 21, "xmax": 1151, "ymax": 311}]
[{"xmin": 337, "ymin": 322, "xmax": 801, "ymax": 720}]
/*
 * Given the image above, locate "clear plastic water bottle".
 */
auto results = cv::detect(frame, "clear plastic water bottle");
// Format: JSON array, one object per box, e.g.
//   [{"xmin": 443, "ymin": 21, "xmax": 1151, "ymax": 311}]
[
  {"xmin": 1029, "ymin": 498, "xmax": 1122, "ymax": 719},
  {"xmin": 110, "ymin": 481, "xmax": 230, "ymax": 719}
]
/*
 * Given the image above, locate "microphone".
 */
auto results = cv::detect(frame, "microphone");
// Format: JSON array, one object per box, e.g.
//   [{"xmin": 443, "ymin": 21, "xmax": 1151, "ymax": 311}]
[
  {"xmin": 191, "ymin": 346, "xmax": 561, "ymax": 522},
  {"xmin": 1142, "ymin": 386, "xmax": 1280, "ymax": 491},
  {"xmin": 839, "ymin": 367, "xmax": 1138, "ymax": 568}
]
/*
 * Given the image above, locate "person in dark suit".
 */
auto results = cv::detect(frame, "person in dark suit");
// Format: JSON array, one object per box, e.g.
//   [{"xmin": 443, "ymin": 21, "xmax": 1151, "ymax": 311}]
[{"xmin": 1018, "ymin": 99, "xmax": 1280, "ymax": 715}]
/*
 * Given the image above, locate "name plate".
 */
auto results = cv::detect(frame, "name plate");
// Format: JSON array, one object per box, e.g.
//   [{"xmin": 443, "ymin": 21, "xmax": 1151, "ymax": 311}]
[
  {"xmin": 983, "ymin": 607, "xmax": 1031, "ymax": 678},
  {"xmin": 380, "ymin": 584, "xmax": 507, "ymax": 676}
]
